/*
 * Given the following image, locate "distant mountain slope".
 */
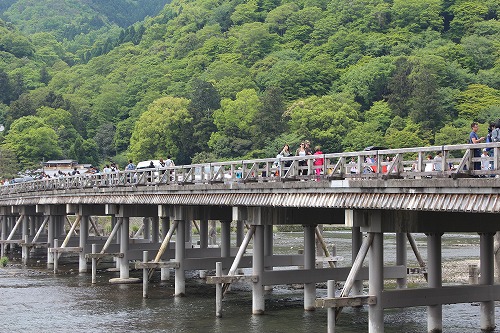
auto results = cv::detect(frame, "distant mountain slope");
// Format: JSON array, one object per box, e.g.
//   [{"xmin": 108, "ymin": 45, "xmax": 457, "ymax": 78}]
[{"xmin": 0, "ymin": 0, "xmax": 169, "ymax": 39}]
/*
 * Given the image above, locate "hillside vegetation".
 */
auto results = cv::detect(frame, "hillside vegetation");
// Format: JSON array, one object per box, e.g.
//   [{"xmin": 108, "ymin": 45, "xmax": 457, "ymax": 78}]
[{"xmin": 0, "ymin": 0, "xmax": 499, "ymax": 177}]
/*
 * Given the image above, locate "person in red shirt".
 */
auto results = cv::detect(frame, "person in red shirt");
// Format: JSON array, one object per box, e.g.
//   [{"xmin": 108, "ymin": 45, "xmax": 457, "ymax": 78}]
[{"xmin": 313, "ymin": 145, "xmax": 324, "ymax": 179}]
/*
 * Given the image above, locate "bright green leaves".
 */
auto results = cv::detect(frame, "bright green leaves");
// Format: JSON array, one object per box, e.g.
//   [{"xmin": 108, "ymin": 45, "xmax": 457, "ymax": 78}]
[
  {"xmin": 4, "ymin": 116, "xmax": 62, "ymax": 167},
  {"xmin": 456, "ymin": 84, "xmax": 500, "ymax": 120},
  {"xmin": 129, "ymin": 96, "xmax": 192, "ymax": 163},
  {"xmin": 287, "ymin": 95, "xmax": 359, "ymax": 153}
]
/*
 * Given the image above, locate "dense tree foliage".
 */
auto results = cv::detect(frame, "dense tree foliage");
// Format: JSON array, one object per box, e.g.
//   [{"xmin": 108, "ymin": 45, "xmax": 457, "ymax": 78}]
[{"xmin": 0, "ymin": 0, "xmax": 499, "ymax": 177}]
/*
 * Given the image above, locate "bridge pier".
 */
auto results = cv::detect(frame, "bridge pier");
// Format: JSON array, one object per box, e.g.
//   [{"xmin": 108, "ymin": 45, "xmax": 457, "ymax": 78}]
[
  {"xmin": 264, "ymin": 224, "xmax": 274, "ymax": 292},
  {"xmin": 368, "ymin": 231, "xmax": 384, "ymax": 333},
  {"xmin": 120, "ymin": 217, "xmax": 130, "ymax": 279},
  {"xmin": 221, "ymin": 220, "xmax": 231, "ymax": 274},
  {"xmin": 159, "ymin": 206, "xmax": 171, "ymax": 281},
  {"xmin": 252, "ymin": 223, "xmax": 265, "ymax": 314},
  {"xmin": 427, "ymin": 232, "xmax": 443, "ymax": 333},
  {"xmin": 351, "ymin": 226, "xmax": 364, "ymax": 296},
  {"xmin": 479, "ymin": 232, "xmax": 495, "ymax": 331},
  {"xmin": 79, "ymin": 215, "xmax": 89, "ymax": 272},
  {"xmin": 0, "ymin": 215, "xmax": 5, "ymax": 257},
  {"xmin": 142, "ymin": 217, "xmax": 151, "ymax": 240},
  {"xmin": 396, "ymin": 232, "xmax": 407, "ymax": 289},
  {"xmin": 304, "ymin": 224, "xmax": 316, "ymax": 311},
  {"xmin": 151, "ymin": 217, "xmax": 159, "ymax": 243},
  {"xmin": 174, "ymin": 206, "xmax": 187, "ymax": 296}
]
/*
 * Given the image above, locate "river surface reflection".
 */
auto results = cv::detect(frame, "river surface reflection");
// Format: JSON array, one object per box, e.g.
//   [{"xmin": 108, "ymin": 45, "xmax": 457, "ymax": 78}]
[{"xmin": 0, "ymin": 231, "xmax": 498, "ymax": 333}]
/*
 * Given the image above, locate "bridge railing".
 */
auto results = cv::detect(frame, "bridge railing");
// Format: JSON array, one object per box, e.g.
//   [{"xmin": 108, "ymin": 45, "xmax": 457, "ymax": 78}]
[{"xmin": 2, "ymin": 143, "xmax": 499, "ymax": 195}]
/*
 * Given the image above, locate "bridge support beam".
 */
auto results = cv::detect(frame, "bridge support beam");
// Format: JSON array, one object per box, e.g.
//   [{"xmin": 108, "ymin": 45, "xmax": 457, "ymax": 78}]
[
  {"xmin": 369, "ymin": 231, "xmax": 384, "ymax": 333},
  {"xmin": 221, "ymin": 220, "xmax": 231, "ymax": 259},
  {"xmin": 480, "ymin": 232, "xmax": 495, "ymax": 331},
  {"xmin": 151, "ymin": 217, "xmax": 159, "ymax": 243},
  {"xmin": 304, "ymin": 224, "xmax": 316, "ymax": 311},
  {"xmin": 120, "ymin": 217, "xmax": 130, "ymax": 279},
  {"xmin": 264, "ymin": 224, "xmax": 274, "ymax": 292},
  {"xmin": 174, "ymin": 206, "xmax": 188, "ymax": 296},
  {"xmin": 427, "ymin": 232, "xmax": 442, "ymax": 333},
  {"xmin": 396, "ymin": 232, "xmax": 407, "ymax": 289},
  {"xmin": 352, "ymin": 226, "xmax": 364, "ymax": 296},
  {"xmin": 79, "ymin": 215, "xmax": 89, "ymax": 273},
  {"xmin": 143, "ymin": 217, "xmax": 150, "ymax": 240},
  {"xmin": 47, "ymin": 215, "xmax": 56, "ymax": 265},
  {"xmin": 252, "ymin": 223, "xmax": 265, "ymax": 314},
  {"xmin": 159, "ymin": 205, "xmax": 171, "ymax": 281},
  {"xmin": 0, "ymin": 215, "xmax": 5, "ymax": 257}
]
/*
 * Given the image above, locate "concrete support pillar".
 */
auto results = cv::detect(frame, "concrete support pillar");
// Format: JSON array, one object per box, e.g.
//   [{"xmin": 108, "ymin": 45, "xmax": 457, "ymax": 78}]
[
  {"xmin": 21, "ymin": 215, "xmax": 28, "ymax": 239},
  {"xmin": 427, "ymin": 233, "xmax": 442, "ymax": 333},
  {"xmin": 199, "ymin": 219, "xmax": 208, "ymax": 249},
  {"xmin": 252, "ymin": 224, "xmax": 265, "ymax": 314},
  {"xmin": 47, "ymin": 215, "xmax": 55, "ymax": 264},
  {"xmin": 119, "ymin": 217, "xmax": 130, "ymax": 279},
  {"xmin": 368, "ymin": 232, "xmax": 384, "ymax": 333},
  {"xmin": 175, "ymin": 219, "xmax": 186, "ymax": 296},
  {"xmin": 56, "ymin": 215, "xmax": 65, "ymax": 239},
  {"xmin": 151, "ymin": 217, "xmax": 159, "ymax": 243},
  {"xmin": 143, "ymin": 217, "xmax": 151, "ymax": 240},
  {"xmin": 79, "ymin": 215, "xmax": 89, "ymax": 273},
  {"xmin": 29, "ymin": 216, "xmax": 36, "ymax": 236},
  {"xmin": 236, "ymin": 220, "xmax": 245, "ymax": 247},
  {"xmin": 352, "ymin": 226, "xmax": 364, "ymax": 296},
  {"xmin": 396, "ymin": 232, "xmax": 407, "ymax": 289},
  {"xmin": 221, "ymin": 221, "xmax": 231, "ymax": 258},
  {"xmin": 494, "ymin": 232, "xmax": 500, "ymax": 283},
  {"xmin": 304, "ymin": 224, "xmax": 316, "ymax": 311},
  {"xmin": 209, "ymin": 220, "xmax": 217, "ymax": 246},
  {"xmin": 185, "ymin": 220, "xmax": 192, "ymax": 247},
  {"xmin": 114, "ymin": 216, "xmax": 120, "ymax": 269},
  {"xmin": 479, "ymin": 233, "xmax": 495, "ymax": 331},
  {"xmin": 264, "ymin": 224, "xmax": 274, "ymax": 292},
  {"xmin": 160, "ymin": 216, "xmax": 170, "ymax": 281},
  {"xmin": 1, "ymin": 216, "xmax": 6, "ymax": 257}
]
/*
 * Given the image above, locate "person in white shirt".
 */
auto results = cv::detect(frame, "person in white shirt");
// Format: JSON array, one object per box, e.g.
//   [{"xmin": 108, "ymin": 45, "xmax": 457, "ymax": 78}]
[{"xmin": 433, "ymin": 152, "xmax": 443, "ymax": 171}]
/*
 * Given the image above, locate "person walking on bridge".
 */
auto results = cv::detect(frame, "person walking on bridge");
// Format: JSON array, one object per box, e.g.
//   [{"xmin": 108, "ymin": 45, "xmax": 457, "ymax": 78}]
[{"xmin": 469, "ymin": 122, "xmax": 485, "ymax": 171}]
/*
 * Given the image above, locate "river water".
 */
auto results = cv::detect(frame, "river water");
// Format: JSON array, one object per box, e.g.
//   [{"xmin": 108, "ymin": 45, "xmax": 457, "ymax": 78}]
[{"xmin": 0, "ymin": 231, "xmax": 498, "ymax": 333}]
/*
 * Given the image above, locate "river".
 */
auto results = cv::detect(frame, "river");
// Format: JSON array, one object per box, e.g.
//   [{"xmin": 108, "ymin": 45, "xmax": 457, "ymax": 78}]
[{"xmin": 0, "ymin": 231, "xmax": 498, "ymax": 333}]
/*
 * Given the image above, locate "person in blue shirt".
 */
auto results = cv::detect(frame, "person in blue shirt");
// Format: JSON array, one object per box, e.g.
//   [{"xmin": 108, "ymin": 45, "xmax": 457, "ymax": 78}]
[{"xmin": 469, "ymin": 122, "xmax": 485, "ymax": 170}]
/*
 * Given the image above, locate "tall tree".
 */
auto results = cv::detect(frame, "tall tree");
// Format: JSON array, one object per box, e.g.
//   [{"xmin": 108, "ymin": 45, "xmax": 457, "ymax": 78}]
[
  {"xmin": 129, "ymin": 96, "xmax": 192, "ymax": 163},
  {"xmin": 188, "ymin": 79, "xmax": 220, "ymax": 154},
  {"xmin": 253, "ymin": 86, "xmax": 286, "ymax": 149},
  {"xmin": 3, "ymin": 116, "xmax": 62, "ymax": 167}
]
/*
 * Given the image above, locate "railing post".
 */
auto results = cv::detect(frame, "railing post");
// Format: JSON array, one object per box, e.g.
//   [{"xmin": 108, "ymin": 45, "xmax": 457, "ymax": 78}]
[
  {"xmin": 216, "ymin": 261, "xmax": 223, "ymax": 318},
  {"xmin": 143, "ymin": 251, "xmax": 149, "ymax": 298},
  {"xmin": 91, "ymin": 244, "xmax": 97, "ymax": 284},
  {"xmin": 53, "ymin": 239, "xmax": 58, "ymax": 274}
]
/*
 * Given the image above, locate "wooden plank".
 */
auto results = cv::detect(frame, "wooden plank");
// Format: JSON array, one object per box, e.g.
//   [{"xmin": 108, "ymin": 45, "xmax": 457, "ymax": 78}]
[
  {"xmin": 85, "ymin": 252, "xmax": 124, "ymax": 259},
  {"xmin": 0, "ymin": 239, "xmax": 25, "ymax": 244},
  {"xmin": 380, "ymin": 285, "xmax": 500, "ymax": 308},
  {"xmin": 22, "ymin": 242, "xmax": 48, "ymax": 247},
  {"xmin": 206, "ymin": 275, "xmax": 259, "ymax": 284},
  {"xmin": 134, "ymin": 261, "xmax": 180, "ymax": 269},
  {"xmin": 316, "ymin": 295, "xmax": 377, "ymax": 308},
  {"xmin": 49, "ymin": 247, "xmax": 82, "ymax": 253}
]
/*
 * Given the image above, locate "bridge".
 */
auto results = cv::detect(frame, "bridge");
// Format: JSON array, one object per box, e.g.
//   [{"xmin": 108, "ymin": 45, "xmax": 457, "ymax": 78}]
[{"xmin": 1, "ymin": 143, "xmax": 500, "ymax": 333}]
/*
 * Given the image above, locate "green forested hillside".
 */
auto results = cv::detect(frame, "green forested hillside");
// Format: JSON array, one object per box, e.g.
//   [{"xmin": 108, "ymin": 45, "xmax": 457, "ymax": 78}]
[{"xmin": 0, "ymin": 0, "xmax": 499, "ymax": 177}]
